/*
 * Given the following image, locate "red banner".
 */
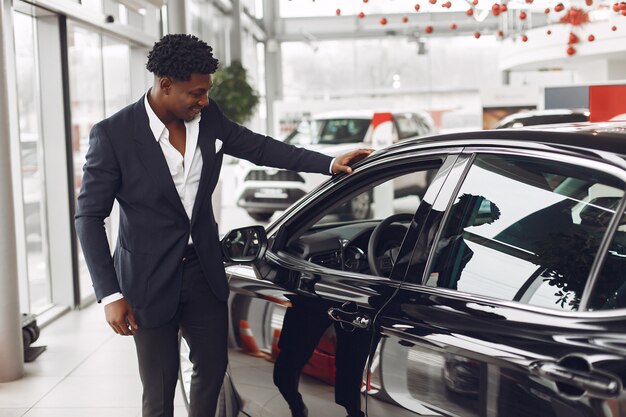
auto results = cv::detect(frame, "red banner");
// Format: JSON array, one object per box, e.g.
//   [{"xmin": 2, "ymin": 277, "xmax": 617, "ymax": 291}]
[{"xmin": 589, "ymin": 85, "xmax": 626, "ymax": 122}]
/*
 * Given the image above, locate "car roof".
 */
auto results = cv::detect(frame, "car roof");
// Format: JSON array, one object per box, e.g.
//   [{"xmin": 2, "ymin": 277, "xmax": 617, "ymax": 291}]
[{"xmin": 379, "ymin": 122, "xmax": 626, "ymax": 157}]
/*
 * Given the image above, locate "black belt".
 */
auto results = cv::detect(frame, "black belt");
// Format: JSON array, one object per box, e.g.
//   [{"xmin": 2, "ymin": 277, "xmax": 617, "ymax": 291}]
[{"xmin": 182, "ymin": 244, "xmax": 197, "ymax": 263}]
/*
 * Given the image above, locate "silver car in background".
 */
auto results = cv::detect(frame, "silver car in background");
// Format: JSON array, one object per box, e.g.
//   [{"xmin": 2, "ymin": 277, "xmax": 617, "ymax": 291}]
[{"xmin": 236, "ymin": 110, "xmax": 436, "ymax": 221}]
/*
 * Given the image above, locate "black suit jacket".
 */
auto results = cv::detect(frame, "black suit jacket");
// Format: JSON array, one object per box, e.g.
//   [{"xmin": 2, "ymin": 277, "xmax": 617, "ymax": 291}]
[{"xmin": 75, "ymin": 96, "xmax": 332, "ymax": 328}]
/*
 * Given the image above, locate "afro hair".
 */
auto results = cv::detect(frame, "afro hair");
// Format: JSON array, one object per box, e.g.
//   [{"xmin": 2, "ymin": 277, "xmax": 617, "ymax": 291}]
[{"xmin": 146, "ymin": 34, "xmax": 219, "ymax": 81}]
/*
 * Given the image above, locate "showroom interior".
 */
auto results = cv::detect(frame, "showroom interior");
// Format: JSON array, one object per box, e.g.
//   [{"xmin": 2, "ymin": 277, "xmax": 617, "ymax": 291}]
[{"xmin": 1, "ymin": 0, "xmax": 626, "ymax": 415}]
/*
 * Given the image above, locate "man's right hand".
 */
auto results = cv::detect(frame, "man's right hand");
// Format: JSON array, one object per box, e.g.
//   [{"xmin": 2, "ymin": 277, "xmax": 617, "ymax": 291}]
[{"xmin": 104, "ymin": 298, "xmax": 138, "ymax": 336}]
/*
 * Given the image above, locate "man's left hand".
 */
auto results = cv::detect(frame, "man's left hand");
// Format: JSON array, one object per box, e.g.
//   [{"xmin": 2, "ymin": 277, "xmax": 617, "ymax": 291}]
[{"xmin": 332, "ymin": 148, "xmax": 374, "ymax": 174}]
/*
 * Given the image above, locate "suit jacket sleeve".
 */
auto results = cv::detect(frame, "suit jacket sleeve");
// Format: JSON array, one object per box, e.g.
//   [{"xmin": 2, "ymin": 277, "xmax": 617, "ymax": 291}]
[
  {"xmin": 74, "ymin": 122, "xmax": 121, "ymax": 301},
  {"xmin": 216, "ymin": 103, "xmax": 333, "ymax": 174}
]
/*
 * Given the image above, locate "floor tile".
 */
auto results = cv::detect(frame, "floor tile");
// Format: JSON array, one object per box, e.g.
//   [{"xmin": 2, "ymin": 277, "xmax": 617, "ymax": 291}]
[
  {"xmin": 0, "ymin": 409, "xmax": 27, "ymax": 417},
  {"xmin": 23, "ymin": 408, "xmax": 139, "ymax": 417},
  {"xmin": 0, "ymin": 376, "xmax": 63, "ymax": 408},
  {"xmin": 70, "ymin": 347, "xmax": 139, "ymax": 377},
  {"xmin": 23, "ymin": 347, "xmax": 94, "ymax": 378},
  {"xmin": 36, "ymin": 375, "xmax": 142, "ymax": 408}
]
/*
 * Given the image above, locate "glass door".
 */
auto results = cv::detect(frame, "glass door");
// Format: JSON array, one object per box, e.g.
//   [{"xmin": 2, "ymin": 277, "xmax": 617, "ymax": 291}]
[{"xmin": 13, "ymin": 11, "xmax": 53, "ymax": 314}]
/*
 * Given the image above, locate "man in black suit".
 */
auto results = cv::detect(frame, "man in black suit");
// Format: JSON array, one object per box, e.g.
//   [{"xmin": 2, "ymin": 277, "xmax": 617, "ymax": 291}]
[{"xmin": 75, "ymin": 34, "xmax": 371, "ymax": 417}]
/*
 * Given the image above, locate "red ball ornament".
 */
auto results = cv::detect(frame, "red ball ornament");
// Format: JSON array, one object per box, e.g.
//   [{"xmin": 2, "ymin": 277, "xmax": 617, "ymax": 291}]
[
  {"xmin": 472, "ymin": 0, "xmax": 479, "ymax": 5},
  {"xmin": 622, "ymin": 9, "xmax": 626, "ymax": 15},
  {"xmin": 621, "ymin": 2, "xmax": 626, "ymax": 10},
  {"xmin": 450, "ymin": 22, "xmax": 458, "ymax": 29},
  {"xmin": 612, "ymin": 25, "xmax": 618, "ymax": 31},
  {"xmin": 474, "ymin": 31, "xmax": 481, "ymax": 38},
  {"xmin": 425, "ymin": 25, "xmax": 434, "ymax": 33},
  {"xmin": 380, "ymin": 17, "xmax": 388, "ymax": 25},
  {"xmin": 498, "ymin": 30, "xmax": 504, "ymax": 37},
  {"xmin": 363, "ymin": 0, "xmax": 368, "ymax": 2},
  {"xmin": 547, "ymin": 29, "xmax": 552, "ymax": 35},
  {"xmin": 500, "ymin": 4, "xmax": 508, "ymax": 11},
  {"xmin": 522, "ymin": 34, "xmax": 528, "ymax": 42},
  {"xmin": 336, "ymin": 8, "xmax": 341, "ymax": 16},
  {"xmin": 585, "ymin": 0, "xmax": 593, "ymax": 5},
  {"xmin": 466, "ymin": 8, "xmax": 474, "ymax": 15},
  {"xmin": 544, "ymin": 7, "xmax": 551, "ymax": 13},
  {"xmin": 402, "ymin": 16, "xmax": 409, "ymax": 23},
  {"xmin": 429, "ymin": 0, "xmax": 437, "ymax": 4},
  {"xmin": 567, "ymin": 45, "xmax": 577, "ymax": 55},
  {"xmin": 613, "ymin": 3, "xmax": 620, "ymax": 12},
  {"xmin": 569, "ymin": 32, "xmax": 580, "ymax": 44},
  {"xmin": 519, "ymin": 11, "xmax": 527, "ymax": 20},
  {"xmin": 442, "ymin": 1, "xmax": 452, "ymax": 8},
  {"xmin": 358, "ymin": 11, "xmax": 365, "ymax": 18},
  {"xmin": 555, "ymin": 3, "xmax": 565, "ymax": 12},
  {"xmin": 492, "ymin": 4, "xmax": 501, "ymax": 15},
  {"xmin": 525, "ymin": 0, "xmax": 534, "ymax": 3},
  {"xmin": 588, "ymin": 34, "xmax": 595, "ymax": 41},
  {"xmin": 414, "ymin": 3, "xmax": 421, "ymax": 11}
]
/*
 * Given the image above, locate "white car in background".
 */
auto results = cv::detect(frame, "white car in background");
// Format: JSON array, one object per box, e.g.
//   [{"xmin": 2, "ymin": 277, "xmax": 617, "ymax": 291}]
[{"xmin": 236, "ymin": 110, "xmax": 437, "ymax": 221}]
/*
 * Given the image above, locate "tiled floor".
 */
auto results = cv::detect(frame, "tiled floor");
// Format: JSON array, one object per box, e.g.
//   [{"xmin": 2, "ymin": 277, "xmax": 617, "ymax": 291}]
[{"xmin": 0, "ymin": 302, "xmax": 187, "ymax": 417}]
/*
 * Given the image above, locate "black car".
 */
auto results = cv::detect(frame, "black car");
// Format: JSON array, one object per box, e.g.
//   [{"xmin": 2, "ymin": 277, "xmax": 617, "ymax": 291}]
[{"xmin": 181, "ymin": 123, "xmax": 626, "ymax": 417}]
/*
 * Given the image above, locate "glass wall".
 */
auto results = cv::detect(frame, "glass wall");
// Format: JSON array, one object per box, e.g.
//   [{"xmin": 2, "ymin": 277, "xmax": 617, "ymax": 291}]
[
  {"xmin": 103, "ymin": 36, "xmax": 131, "ymax": 117},
  {"xmin": 189, "ymin": 0, "xmax": 228, "ymax": 65},
  {"xmin": 67, "ymin": 23, "xmax": 132, "ymax": 302},
  {"xmin": 67, "ymin": 23, "xmax": 105, "ymax": 301},
  {"xmin": 281, "ymin": 37, "xmax": 500, "ymax": 97},
  {"xmin": 13, "ymin": 11, "xmax": 52, "ymax": 314}
]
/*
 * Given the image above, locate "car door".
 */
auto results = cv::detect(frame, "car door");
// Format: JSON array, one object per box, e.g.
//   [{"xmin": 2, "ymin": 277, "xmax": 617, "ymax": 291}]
[
  {"xmin": 224, "ymin": 147, "xmax": 463, "ymax": 417},
  {"xmin": 365, "ymin": 147, "xmax": 626, "ymax": 417}
]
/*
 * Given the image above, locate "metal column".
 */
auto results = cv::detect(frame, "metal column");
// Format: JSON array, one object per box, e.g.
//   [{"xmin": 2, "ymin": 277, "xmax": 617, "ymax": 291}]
[
  {"xmin": 167, "ymin": 0, "xmax": 187, "ymax": 34},
  {"xmin": 0, "ymin": 0, "xmax": 25, "ymax": 382},
  {"xmin": 229, "ymin": 0, "xmax": 243, "ymax": 63},
  {"xmin": 262, "ymin": 0, "xmax": 283, "ymax": 137}
]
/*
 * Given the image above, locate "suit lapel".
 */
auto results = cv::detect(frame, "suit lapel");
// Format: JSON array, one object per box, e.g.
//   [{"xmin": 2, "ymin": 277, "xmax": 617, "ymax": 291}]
[{"xmin": 132, "ymin": 98, "xmax": 188, "ymax": 217}]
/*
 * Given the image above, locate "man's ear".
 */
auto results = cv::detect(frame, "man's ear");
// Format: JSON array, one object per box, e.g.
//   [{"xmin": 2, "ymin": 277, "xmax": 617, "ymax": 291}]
[{"xmin": 159, "ymin": 77, "xmax": 172, "ymax": 95}]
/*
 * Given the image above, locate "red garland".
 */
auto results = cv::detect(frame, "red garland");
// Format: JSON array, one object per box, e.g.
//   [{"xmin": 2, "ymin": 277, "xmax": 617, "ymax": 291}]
[{"xmin": 559, "ymin": 7, "xmax": 590, "ymax": 26}]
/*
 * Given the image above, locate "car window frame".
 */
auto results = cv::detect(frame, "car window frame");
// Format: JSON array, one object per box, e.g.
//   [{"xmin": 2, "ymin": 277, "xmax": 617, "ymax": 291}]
[{"xmin": 399, "ymin": 146, "xmax": 626, "ymax": 315}]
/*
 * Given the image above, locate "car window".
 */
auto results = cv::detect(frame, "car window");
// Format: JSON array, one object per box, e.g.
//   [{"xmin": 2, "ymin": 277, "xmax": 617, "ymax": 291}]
[
  {"xmin": 281, "ymin": 158, "xmax": 443, "ymax": 278},
  {"xmin": 588, "ymin": 201, "xmax": 626, "ymax": 311},
  {"xmin": 394, "ymin": 114, "xmax": 420, "ymax": 139},
  {"xmin": 423, "ymin": 154, "xmax": 624, "ymax": 312},
  {"xmin": 315, "ymin": 171, "xmax": 430, "ymax": 225},
  {"xmin": 318, "ymin": 118, "xmax": 370, "ymax": 145}
]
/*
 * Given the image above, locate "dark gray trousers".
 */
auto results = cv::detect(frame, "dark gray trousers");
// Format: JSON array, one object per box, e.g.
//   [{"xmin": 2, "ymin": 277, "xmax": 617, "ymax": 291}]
[{"xmin": 133, "ymin": 251, "xmax": 228, "ymax": 417}]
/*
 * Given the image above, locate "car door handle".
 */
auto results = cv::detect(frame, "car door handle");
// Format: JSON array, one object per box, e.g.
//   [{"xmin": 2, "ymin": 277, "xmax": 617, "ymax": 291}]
[
  {"xmin": 529, "ymin": 361, "xmax": 622, "ymax": 398},
  {"xmin": 327, "ymin": 307, "xmax": 370, "ymax": 329}
]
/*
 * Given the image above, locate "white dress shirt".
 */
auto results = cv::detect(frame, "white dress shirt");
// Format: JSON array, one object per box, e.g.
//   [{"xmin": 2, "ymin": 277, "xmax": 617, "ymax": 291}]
[{"xmin": 102, "ymin": 93, "xmax": 203, "ymax": 306}]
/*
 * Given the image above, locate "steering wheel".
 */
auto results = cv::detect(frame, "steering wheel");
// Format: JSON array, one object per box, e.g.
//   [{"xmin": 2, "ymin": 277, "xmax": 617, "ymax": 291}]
[{"xmin": 367, "ymin": 213, "xmax": 414, "ymax": 277}]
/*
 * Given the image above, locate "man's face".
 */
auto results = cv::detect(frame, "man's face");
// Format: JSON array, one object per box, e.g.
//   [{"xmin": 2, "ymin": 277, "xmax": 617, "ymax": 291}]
[{"xmin": 164, "ymin": 72, "xmax": 213, "ymax": 122}]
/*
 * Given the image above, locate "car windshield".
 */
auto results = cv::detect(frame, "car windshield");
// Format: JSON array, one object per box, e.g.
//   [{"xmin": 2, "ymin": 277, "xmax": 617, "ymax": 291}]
[
  {"xmin": 283, "ymin": 120, "xmax": 322, "ymax": 146},
  {"xmin": 318, "ymin": 118, "xmax": 370, "ymax": 145}
]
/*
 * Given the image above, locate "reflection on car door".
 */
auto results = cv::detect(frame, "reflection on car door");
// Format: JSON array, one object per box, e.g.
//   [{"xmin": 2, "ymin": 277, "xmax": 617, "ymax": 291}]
[{"xmin": 366, "ymin": 150, "xmax": 626, "ymax": 417}]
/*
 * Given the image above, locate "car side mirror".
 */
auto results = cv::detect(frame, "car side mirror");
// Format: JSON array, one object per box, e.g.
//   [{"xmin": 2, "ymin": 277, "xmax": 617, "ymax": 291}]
[{"xmin": 221, "ymin": 225, "xmax": 267, "ymax": 263}]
